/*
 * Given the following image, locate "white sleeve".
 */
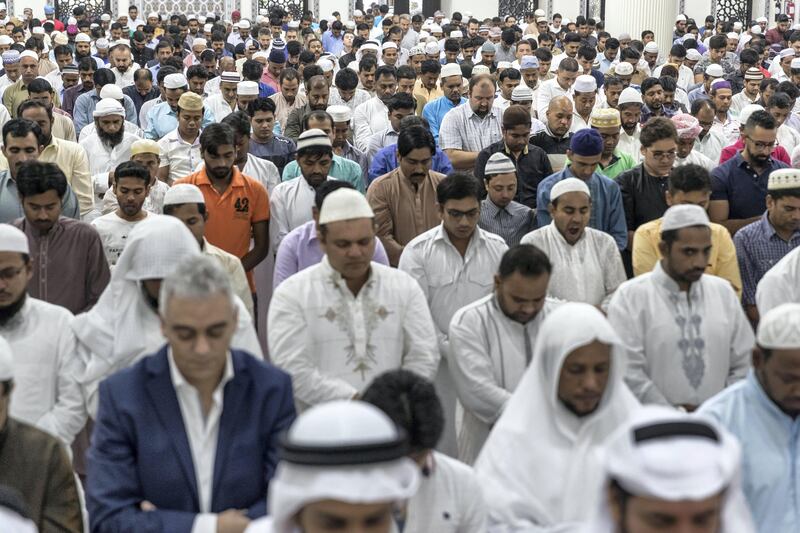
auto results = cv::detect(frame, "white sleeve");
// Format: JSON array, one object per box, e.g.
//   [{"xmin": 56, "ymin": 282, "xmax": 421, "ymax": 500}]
[
  {"xmin": 726, "ymin": 289, "xmax": 754, "ymax": 385},
  {"xmin": 352, "ymin": 102, "xmax": 372, "ymax": 152},
  {"xmin": 231, "ymin": 296, "xmax": 263, "ymax": 358},
  {"xmin": 268, "ymin": 188, "xmax": 290, "ymax": 252},
  {"xmin": 756, "ymin": 267, "xmax": 793, "ymax": 315},
  {"xmin": 190, "ymin": 514, "xmax": 217, "ymax": 533},
  {"xmin": 399, "ymin": 281, "xmax": 441, "ymax": 382},
  {"xmin": 601, "ymin": 237, "xmax": 628, "ymax": 312}
]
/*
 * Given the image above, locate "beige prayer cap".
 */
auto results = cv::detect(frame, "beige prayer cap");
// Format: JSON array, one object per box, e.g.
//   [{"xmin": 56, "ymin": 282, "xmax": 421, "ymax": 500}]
[
  {"xmin": 590, "ymin": 108, "xmax": 621, "ymax": 129},
  {"xmin": 318, "ymin": 188, "xmax": 374, "ymax": 224},
  {"xmin": 757, "ymin": 303, "xmax": 800, "ymax": 349},
  {"xmin": 164, "ymin": 184, "xmax": 205, "ymax": 206},
  {"xmin": 0, "ymin": 336, "xmax": 12, "ymax": 380},
  {"xmin": 551, "ymin": 178, "xmax": 590, "ymax": 201},
  {"xmin": 178, "ymin": 91, "xmax": 203, "ymax": 112},
  {"xmin": 130, "ymin": 139, "xmax": 161, "ymax": 157},
  {"xmin": 661, "ymin": 204, "xmax": 710, "ymax": 232},
  {"xmin": 768, "ymin": 168, "xmax": 800, "ymax": 191},
  {"xmin": 0, "ymin": 224, "xmax": 29, "ymax": 254}
]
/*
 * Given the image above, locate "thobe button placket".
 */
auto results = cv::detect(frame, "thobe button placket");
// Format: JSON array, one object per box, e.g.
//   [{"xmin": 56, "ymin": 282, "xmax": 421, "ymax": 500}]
[{"xmin": 351, "ymin": 292, "xmax": 367, "ymax": 359}]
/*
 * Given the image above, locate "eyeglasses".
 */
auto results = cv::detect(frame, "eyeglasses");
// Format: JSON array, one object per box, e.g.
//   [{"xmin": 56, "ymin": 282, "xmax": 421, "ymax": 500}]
[
  {"xmin": 446, "ymin": 208, "xmax": 480, "ymax": 220},
  {"xmin": 0, "ymin": 265, "xmax": 25, "ymax": 281},
  {"xmin": 649, "ymin": 149, "xmax": 677, "ymax": 160},
  {"xmin": 745, "ymin": 136, "xmax": 777, "ymax": 151}
]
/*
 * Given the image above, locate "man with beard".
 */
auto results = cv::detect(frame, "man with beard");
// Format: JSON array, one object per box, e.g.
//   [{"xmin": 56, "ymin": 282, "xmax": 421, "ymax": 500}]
[
  {"xmin": 284, "ymin": 74, "xmax": 330, "ymax": 141},
  {"xmin": 175, "ymin": 123, "xmax": 270, "ymax": 294},
  {"xmin": 422, "ymin": 63, "xmax": 464, "ymax": 145},
  {"xmin": 13, "ymin": 160, "xmax": 109, "ymax": 314},
  {"xmin": 353, "ymin": 65, "xmax": 398, "ymax": 151},
  {"xmin": 91, "ymin": 161, "xmax": 152, "ymax": 267},
  {"xmin": 73, "ymin": 69, "xmax": 138, "ymax": 136},
  {"xmin": 109, "ymin": 43, "xmax": 135, "ymax": 88},
  {"xmin": 144, "ymin": 72, "xmax": 213, "ymax": 140},
  {"xmin": 156, "ymin": 91, "xmax": 204, "ymax": 184},
  {"xmin": 80, "ymin": 99, "xmax": 139, "ymax": 179},
  {"xmin": 122, "ymin": 68, "xmax": 159, "ymax": 117},
  {"xmin": 448, "ymin": 244, "xmax": 555, "ymax": 463},
  {"xmin": 608, "ymin": 204, "xmax": 753, "ymax": 410},
  {"xmin": 0, "ymin": 220, "xmax": 86, "ymax": 448},
  {"xmin": 73, "ymin": 33, "xmax": 103, "ymax": 69},
  {"xmin": 616, "ymin": 87, "xmax": 644, "ymax": 162},
  {"xmin": 61, "ymin": 57, "xmax": 96, "ymax": 118},
  {"xmin": 530, "ymin": 96, "xmax": 574, "ymax": 171},
  {"xmin": 269, "ymin": 68, "xmax": 307, "ymax": 136},
  {"xmin": 0, "ymin": 50, "xmax": 20, "ymax": 95},
  {"xmin": 19, "ymin": 101, "xmax": 93, "ymax": 218},
  {"xmin": 0, "ymin": 119, "xmax": 79, "ymax": 223},
  {"xmin": 591, "ymin": 108, "xmax": 637, "ymax": 180},
  {"xmin": 639, "ymin": 77, "xmax": 677, "ymax": 123}
]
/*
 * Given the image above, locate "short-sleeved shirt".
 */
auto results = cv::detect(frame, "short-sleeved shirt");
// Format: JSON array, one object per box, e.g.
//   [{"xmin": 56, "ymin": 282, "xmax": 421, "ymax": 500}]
[
  {"xmin": 175, "ymin": 168, "xmax": 270, "ymax": 286},
  {"xmin": 711, "ymin": 152, "xmax": 788, "ymax": 220},
  {"xmin": 439, "ymin": 103, "xmax": 503, "ymax": 153},
  {"xmin": 249, "ymin": 135, "xmax": 296, "ymax": 177}
]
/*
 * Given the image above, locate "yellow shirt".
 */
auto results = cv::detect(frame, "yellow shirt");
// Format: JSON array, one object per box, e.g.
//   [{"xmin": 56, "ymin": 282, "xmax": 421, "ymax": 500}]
[
  {"xmin": 632, "ymin": 217, "xmax": 742, "ymax": 298},
  {"xmin": 413, "ymin": 78, "xmax": 443, "ymax": 116},
  {"xmin": 39, "ymin": 137, "xmax": 93, "ymax": 217},
  {"xmin": 3, "ymin": 78, "xmax": 62, "ymax": 118}
]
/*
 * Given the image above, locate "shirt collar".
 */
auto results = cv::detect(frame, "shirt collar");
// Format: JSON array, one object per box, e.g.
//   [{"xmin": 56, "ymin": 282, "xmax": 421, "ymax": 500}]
[
  {"xmin": 481, "ymin": 197, "xmax": 504, "ymax": 217},
  {"xmin": 504, "ymin": 142, "xmax": 528, "ymax": 155},
  {"xmin": 651, "ymin": 260, "xmax": 699, "ymax": 295},
  {"xmin": 168, "ymin": 347, "xmax": 235, "ymax": 398}
]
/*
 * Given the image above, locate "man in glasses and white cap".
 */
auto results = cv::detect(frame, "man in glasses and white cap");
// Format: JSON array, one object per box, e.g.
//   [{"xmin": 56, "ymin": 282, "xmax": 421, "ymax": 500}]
[
  {"xmin": 586, "ymin": 407, "xmax": 755, "ymax": 533},
  {"xmin": 609, "ymin": 205, "xmax": 753, "ymax": 411},
  {"xmin": 269, "ymin": 186, "xmax": 439, "ymax": 412},
  {"xmin": 245, "ymin": 400, "xmax": 420, "ymax": 533},
  {"xmin": 699, "ymin": 303, "xmax": 800, "ymax": 531}
]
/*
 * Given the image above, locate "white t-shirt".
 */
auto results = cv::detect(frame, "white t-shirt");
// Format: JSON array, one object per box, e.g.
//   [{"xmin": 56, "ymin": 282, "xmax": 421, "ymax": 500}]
[{"xmin": 91, "ymin": 211, "xmax": 149, "ymax": 268}]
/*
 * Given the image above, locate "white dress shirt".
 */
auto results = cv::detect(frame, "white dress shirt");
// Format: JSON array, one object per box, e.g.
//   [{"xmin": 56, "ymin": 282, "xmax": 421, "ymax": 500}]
[
  {"xmin": 608, "ymin": 262, "xmax": 753, "ymax": 407},
  {"xmin": 4, "ymin": 297, "xmax": 86, "ymax": 446},
  {"xmin": 617, "ymin": 125, "xmax": 642, "ymax": 162},
  {"xmin": 521, "ymin": 224, "xmax": 626, "ymax": 309},
  {"xmin": 535, "ymin": 77, "xmax": 573, "ymax": 120},
  {"xmin": 448, "ymin": 294, "xmax": 559, "ymax": 464},
  {"xmin": 353, "ymin": 96, "xmax": 390, "ymax": 152},
  {"xmin": 242, "ymin": 153, "xmax": 281, "ymax": 195},
  {"xmin": 268, "ymin": 256, "xmax": 440, "ymax": 410},
  {"xmin": 111, "ymin": 66, "xmax": 136, "ymax": 88},
  {"xmin": 168, "ymin": 349, "xmax": 234, "ymax": 532},
  {"xmin": 694, "ymin": 128, "xmax": 727, "ymax": 163},
  {"xmin": 328, "ymin": 87, "xmax": 371, "ymax": 112},
  {"xmin": 44, "ymin": 68, "xmax": 64, "ymax": 96},
  {"xmin": 158, "ymin": 128, "xmax": 202, "ymax": 183},
  {"xmin": 204, "ymin": 93, "xmax": 236, "ymax": 122},
  {"xmin": 269, "ymin": 175, "xmax": 335, "ymax": 251},
  {"xmin": 80, "ymin": 130, "xmax": 140, "ymax": 176}
]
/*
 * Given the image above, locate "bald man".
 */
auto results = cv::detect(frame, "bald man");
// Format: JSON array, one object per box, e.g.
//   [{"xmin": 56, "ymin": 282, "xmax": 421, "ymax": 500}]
[
  {"xmin": 439, "ymin": 75, "xmax": 503, "ymax": 170},
  {"xmin": 530, "ymin": 96, "xmax": 574, "ymax": 167}
]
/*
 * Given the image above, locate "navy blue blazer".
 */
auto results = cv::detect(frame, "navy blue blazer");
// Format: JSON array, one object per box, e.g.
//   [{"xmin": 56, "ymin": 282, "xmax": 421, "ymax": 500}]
[{"xmin": 86, "ymin": 346, "xmax": 295, "ymax": 533}]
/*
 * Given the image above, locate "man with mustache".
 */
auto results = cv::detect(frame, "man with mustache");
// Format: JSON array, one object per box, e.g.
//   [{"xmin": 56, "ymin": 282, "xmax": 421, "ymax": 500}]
[
  {"xmin": 80, "ymin": 99, "xmax": 139, "ymax": 180},
  {"xmin": 608, "ymin": 204, "xmax": 753, "ymax": 412}
]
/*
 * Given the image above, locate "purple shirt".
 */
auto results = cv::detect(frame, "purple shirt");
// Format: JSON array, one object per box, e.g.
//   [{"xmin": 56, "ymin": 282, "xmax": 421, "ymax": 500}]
[{"xmin": 273, "ymin": 220, "xmax": 390, "ymax": 288}]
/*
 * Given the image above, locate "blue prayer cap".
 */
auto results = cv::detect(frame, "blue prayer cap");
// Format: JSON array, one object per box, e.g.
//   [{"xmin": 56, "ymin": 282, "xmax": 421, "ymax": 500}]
[
  {"xmin": 570, "ymin": 128, "xmax": 604, "ymax": 156},
  {"xmin": 44, "ymin": 5, "xmax": 55, "ymax": 14},
  {"xmin": 520, "ymin": 55, "xmax": 539, "ymax": 70}
]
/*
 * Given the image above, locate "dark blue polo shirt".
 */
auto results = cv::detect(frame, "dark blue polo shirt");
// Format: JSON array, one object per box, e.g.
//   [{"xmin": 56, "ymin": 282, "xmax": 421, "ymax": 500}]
[{"xmin": 710, "ymin": 152, "xmax": 788, "ymax": 220}]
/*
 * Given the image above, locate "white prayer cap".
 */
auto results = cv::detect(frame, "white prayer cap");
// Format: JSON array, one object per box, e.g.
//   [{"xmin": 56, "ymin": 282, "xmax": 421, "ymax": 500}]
[
  {"xmin": 100, "ymin": 13, "xmax": 111, "ymax": 22},
  {"xmin": 75, "ymin": 33, "xmax": 91, "ymax": 43},
  {"xmin": 472, "ymin": 65, "xmax": 491, "ymax": 76},
  {"xmin": 0, "ymin": 35, "xmax": 11, "ymax": 46},
  {"xmin": 99, "ymin": 84, "xmax": 124, "ymax": 100},
  {"xmin": 0, "ymin": 3, "xmax": 6, "ymax": 9},
  {"xmin": 484, "ymin": 153, "xmax": 516, "ymax": 176},
  {"xmin": 164, "ymin": 184, "xmax": 205, "ymax": 206},
  {"xmin": 686, "ymin": 48, "xmax": 702, "ymax": 61},
  {"xmin": 511, "ymin": 84, "xmax": 533, "ymax": 102},
  {"xmin": 573, "ymin": 74, "xmax": 597, "ymax": 93},
  {"xmin": 147, "ymin": 12, "xmax": 159, "ymax": 19},
  {"xmin": 96, "ymin": 37, "xmax": 110, "ymax": 50},
  {"xmin": 253, "ymin": 51, "xmax": 269, "ymax": 61},
  {"xmin": 440, "ymin": 62, "xmax": 462, "ymax": 78},
  {"xmin": 203, "ymin": 23, "xmax": 212, "ymax": 32},
  {"xmin": 726, "ymin": 32, "xmax": 739, "ymax": 40},
  {"xmin": 733, "ymin": 21, "xmax": 743, "ymax": 31},
  {"xmin": 297, "ymin": 129, "xmax": 332, "ymax": 150},
  {"xmin": 316, "ymin": 58, "xmax": 334, "ymax": 73},
  {"xmin": 269, "ymin": 401, "xmax": 420, "ymax": 533},
  {"xmin": 757, "ymin": 303, "xmax": 800, "ymax": 349},
  {"xmin": 239, "ymin": 19, "xmax": 251, "ymax": 29},
  {"xmin": 792, "ymin": 23, "xmax": 800, "ymax": 30},
  {"xmin": 361, "ymin": 41, "xmax": 379, "ymax": 52},
  {"xmin": 192, "ymin": 38, "xmax": 208, "ymax": 48},
  {"xmin": 779, "ymin": 47, "xmax": 795, "ymax": 59},
  {"xmin": 67, "ymin": 17, "xmax": 77, "ymax": 25},
  {"xmin": 0, "ymin": 224, "xmax": 29, "ymax": 254},
  {"xmin": 326, "ymin": 105, "xmax": 352, "ymax": 123},
  {"xmin": 551, "ymin": 178, "xmax": 590, "ymax": 201},
  {"xmin": 198, "ymin": 16, "xmax": 206, "ymax": 24},
  {"xmin": 660, "ymin": 204, "xmax": 710, "ymax": 232},
  {"xmin": 675, "ymin": 14, "xmax": 687, "ymax": 22},
  {"xmin": 738, "ymin": 103, "xmax": 764, "ymax": 125},
  {"xmin": 164, "ymin": 73, "xmax": 188, "ymax": 89},
  {"xmin": 614, "ymin": 62, "xmax": 634, "ymax": 75},
  {"xmin": 705, "ymin": 63, "xmax": 724, "ymax": 77},
  {"xmin": 237, "ymin": 81, "xmax": 259, "ymax": 96},
  {"xmin": 429, "ymin": 24, "xmax": 442, "ymax": 33},
  {"xmin": 769, "ymin": 168, "xmax": 800, "ymax": 191},
  {"xmin": 319, "ymin": 188, "xmax": 375, "ymax": 224},
  {"xmin": 220, "ymin": 71, "xmax": 241, "ymax": 83},
  {"xmin": 424, "ymin": 41, "xmax": 439, "ymax": 55},
  {"xmin": 757, "ymin": 16, "xmax": 769, "ymax": 23},
  {"xmin": 32, "ymin": 26, "xmax": 44, "ymax": 35},
  {"xmin": 418, "ymin": 31, "xmax": 430, "ymax": 40},
  {"xmin": 618, "ymin": 87, "xmax": 643, "ymax": 105},
  {"xmin": 497, "ymin": 61, "xmax": 512, "ymax": 69},
  {"xmin": 0, "ymin": 336, "xmax": 12, "ymax": 381},
  {"xmin": 792, "ymin": 57, "xmax": 800, "ymax": 69},
  {"xmin": 751, "ymin": 25, "xmax": 762, "ymax": 35},
  {"xmin": 643, "ymin": 42, "xmax": 659, "ymax": 54},
  {"xmin": 534, "ymin": 8, "xmax": 545, "ymax": 16},
  {"xmin": 18, "ymin": 50, "xmax": 39, "ymax": 62},
  {"xmin": 92, "ymin": 98, "xmax": 125, "ymax": 117},
  {"xmin": 451, "ymin": 30, "xmax": 463, "ymax": 38},
  {"xmin": 353, "ymin": 9, "xmax": 363, "ymax": 16},
  {"xmin": 381, "ymin": 42, "xmax": 397, "ymax": 51}
]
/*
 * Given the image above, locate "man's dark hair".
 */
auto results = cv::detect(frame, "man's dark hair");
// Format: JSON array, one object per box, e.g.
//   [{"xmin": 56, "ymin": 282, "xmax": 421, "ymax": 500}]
[
  {"xmin": 640, "ymin": 117, "xmax": 678, "ymax": 147},
  {"xmin": 362, "ymin": 369, "xmax": 444, "ymax": 453},
  {"xmin": 739, "ymin": 48, "xmax": 759, "ymax": 67},
  {"xmin": 640, "ymin": 77, "xmax": 662, "ymax": 94},
  {"xmin": 200, "ymin": 123, "xmax": 235, "ymax": 154},
  {"xmin": 436, "ymin": 172, "xmax": 482, "ymax": 204},
  {"xmin": 314, "ymin": 180, "xmax": 356, "ymax": 210},
  {"xmin": 334, "ymin": 68, "xmax": 359, "ymax": 91},
  {"xmin": 497, "ymin": 244, "xmax": 552, "ymax": 278},
  {"xmin": 53, "ymin": 44, "xmax": 72, "ymax": 57},
  {"xmin": 690, "ymin": 97, "xmax": 716, "ymax": 115},
  {"xmin": 502, "ymin": 105, "xmax": 531, "ymax": 130},
  {"xmin": 745, "ymin": 109, "xmax": 777, "ymax": 131},
  {"xmin": 558, "ymin": 57, "xmax": 579, "ymax": 73},
  {"xmin": 534, "ymin": 47, "xmax": 552, "ymax": 62},
  {"xmin": 577, "ymin": 46, "xmax": 597, "ymax": 61},
  {"xmin": 641, "ymin": 30, "xmax": 654, "ymax": 40},
  {"xmin": 709, "ymin": 34, "xmax": 727, "ymax": 50},
  {"xmin": 669, "ymin": 44, "xmax": 686, "ymax": 58},
  {"xmin": 286, "ymin": 41, "xmax": 302, "ymax": 57},
  {"xmin": 397, "ymin": 125, "xmax": 435, "ymax": 158},
  {"xmin": 113, "ymin": 161, "xmax": 151, "ymax": 185},
  {"xmin": 16, "ymin": 161, "xmax": 67, "ymax": 199},
  {"xmin": 563, "ymin": 32, "xmax": 581, "ymax": 44},
  {"xmin": 444, "ymin": 38, "xmax": 460, "ymax": 53},
  {"xmin": 302, "ymin": 110, "xmax": 332, "ymax": 130},
  {"xmin": 375, "ymin": 64, "xmax": 398, "ymax": 80},
  {"xmin": 302, "ymin": 65, "xmax": 324, "ymax": 84},
  {"xmin": 387, "ymin": 92, "xmax": 415, "ymax": 112},
  {"xmin": 17, "ymin": 100, "xmax": 52, "ymax": 121},
  {"xmin": 421, "ymin": 59, "xmax": 442, "ymax": 76},
  {"xmin": 777, "ymin": 81, "xmax": 800, "ymax": 100},
  {"xmin": 27, "ymin": 78, "xmax": 53, "ymax": 95},
  {"xmin": 605, "ymin": 37, "xmax": 620, "ymax": 50},
  {"xmin": 156, "ymin": 65, "xmax": 178, "ymax": 85},
  {"xmin": 248, "ymin": 97, "xmax": 276, "ymax": 116},
  {"xmin": 396, "ymin": 65, "xmax": 416, "ymax": 81},
  {"xmin": 358, "ymin": 54, "xmax": 378, "ymax": 72},
  {"xmin": 298, "ymin": 50, "xmax": 316, "ymax": 65},
  {"xmin": 186, "ymin": 64, "xmax": 208, "ymax": 80},
  {"xmin": 605, "ymin": 76, "xmax": 623, "ymax": 89},
  {"xmin": 668, "ymin": 163, "xmax": 711, "ymax": 195},
  {"xmin": 768, "ymin": 92, "xmax": 793, "ymax": 110},
  {"xmin": 499, "ymin": 68, "xmax": 522, "ymax": 82},
  {"xmin": 78, "ymin": 56, "xmax": 97, "ymax": 72},
  {"xmin": 220, "ymin": 111, "xmax": 251, "ymax": 137},
  {"xmin": 242, "ymin": 59, "xmax": 264, "ymax": 81},
  {"xmin": 659, "ymin": 76, "xmax": 677, "ymax": 93},
  {"xmin": 2, "ymin": 118, "xmax": 44, "ymax": 146}
]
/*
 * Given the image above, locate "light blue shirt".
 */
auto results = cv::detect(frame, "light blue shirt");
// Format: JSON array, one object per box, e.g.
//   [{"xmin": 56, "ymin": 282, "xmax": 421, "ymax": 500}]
[
  {"xmin": 144, "ymin": 101, "xmax": 215, "ymax": 140},
  {"xmin": 698, "ymin": 371, "xmax": 800, "ymax": 532},
  {"xmin": 281, "ymin": 154, "xmax": 365, "ymax": 193},
  {"xmin": 422, "ymin": 96, "xmax": 466, "ymax": 145}
]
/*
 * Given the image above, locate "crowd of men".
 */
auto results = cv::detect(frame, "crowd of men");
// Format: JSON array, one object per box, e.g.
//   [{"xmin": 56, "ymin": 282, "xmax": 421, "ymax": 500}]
[{"xmin": 0, "ymin": 2, "xmax": 799, "ymax": 532}]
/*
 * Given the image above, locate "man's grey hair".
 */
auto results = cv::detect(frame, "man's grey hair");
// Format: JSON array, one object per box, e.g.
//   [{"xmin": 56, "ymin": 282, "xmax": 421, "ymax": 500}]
[{"xmin": 158, "ymin": 255, "xmax": 236, "ymax": 316}]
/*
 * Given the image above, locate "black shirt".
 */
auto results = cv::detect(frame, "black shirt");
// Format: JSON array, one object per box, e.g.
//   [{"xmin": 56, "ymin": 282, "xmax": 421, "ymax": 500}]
[
  {"xmin": 132, "ymin": 46, "xmax": 154, "ymax": 68},
  {"xmin": 122, "ymin": 84, "xmax": 160, "ymax": 115},
  {"xmin": 530, "ymin": 130, "xmax": 572, "ymax": 155},
  {"xmin": 474, "ymin": 141, "xmax": 554, "ymax": 208},
  {"xmin": 616, "ymin": 164, "xmax": 670, "ymax": 231}
]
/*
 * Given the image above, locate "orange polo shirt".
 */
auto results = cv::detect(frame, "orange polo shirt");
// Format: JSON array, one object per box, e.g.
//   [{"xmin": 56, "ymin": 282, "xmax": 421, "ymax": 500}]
[{"xmin": 175, "ymin": 167, "xmax": 269, "ymax": 290}]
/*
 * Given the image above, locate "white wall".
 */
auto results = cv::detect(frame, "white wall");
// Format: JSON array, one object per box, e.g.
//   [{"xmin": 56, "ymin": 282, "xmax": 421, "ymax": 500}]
[
  {"xmin": 318, "ymin": 0, "xmax": 350, "ymax": 20},
  {"xmin": 682, "ymin": 0, "xmax": 712, "ymax": 26},
  {"xmin": 549, "ymin": 0, "xmax": 580, "ymax": 21},
  {"xmin": 439, "ymin": 0, "xmax": 499, "ymax": 20},
  {"xmin": 605, "ymin": 0, "xmax": 678, "ymax": 59}
]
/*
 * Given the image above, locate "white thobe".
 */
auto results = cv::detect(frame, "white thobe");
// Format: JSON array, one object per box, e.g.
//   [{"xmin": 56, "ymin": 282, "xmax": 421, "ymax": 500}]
[
  {"xmin": 617, "ymin": 125, "xmax": 642, "ymax": 162},
  {"xmin": 269, "ymin": 175, "xmax": 335, "ymax": 251},
  {"xmin": 730, "ymin": 90, "xmax": 759, "ymax": 118},
  {"xmin": 674, "ymin": 149, "xmax": 716, "ymax": 172},
  {"xmin": 778, "ymin": 124, "xmax": 800, "ymax": 156},
  {"xmin": 404, "ymin": 452, "xmax": 488, "ymax": 533},
  {"xmin": 267, "ymin": 256, "xmax": 440, "ymax": 411},
  {"xmin": 756, "ymin": 245, "xmax": 800, "ymax": 314},
  {"xmin": 111, "ymin": 67, "xmax": 136, "ymax": 88},
  {"xmin": 535, "ymin": 78, "xmax": 573, "ymax": 120},
  {"xmin": 204, "ymin": 93, "xmax": 235, "ymax": 122},
  {"xmin": 80, "ymin": 131, "xmax": 139, "ymax": 176},
  {"xmin": 353, "ymin": 96, "xmax": 390, "ymax": 152},
  {"xmin": 204, "ymin": 76, "xmax": 221, "ymax": 96},
  {"xmin": 4, "ymin": 297, "xmax": 86, "ymax": 446},
  {"xmin": 570, "ymin": 112, "xmax": 591, "ymax": 133},
  {"xmin": 695, "ymin": 129, "xmax": 727, "ymax": 163},
  {"xmin": 448, "ymin": 294, "xmax": 559, "ymax": 464},
  {"xmin": 608, "ymin": 262, "xmax": 753, "ymax": 407},
  {"xmin": 242, "ymin": 153, "xmax": 281, "ymax": 195},
  {"xmin": 78, "ymin": 120, "xmax": 142, "ymax": 142},
  {"xmin": 399, "ymin": 225, "xmax": 508, "ymax": 457},
  {"xmin": 522, "ymin": 224, "xmax": 626, "ymax": 309},
  {"xmin": 169, "ymin": 349, "xmax": 234, "ymax": 531}
]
